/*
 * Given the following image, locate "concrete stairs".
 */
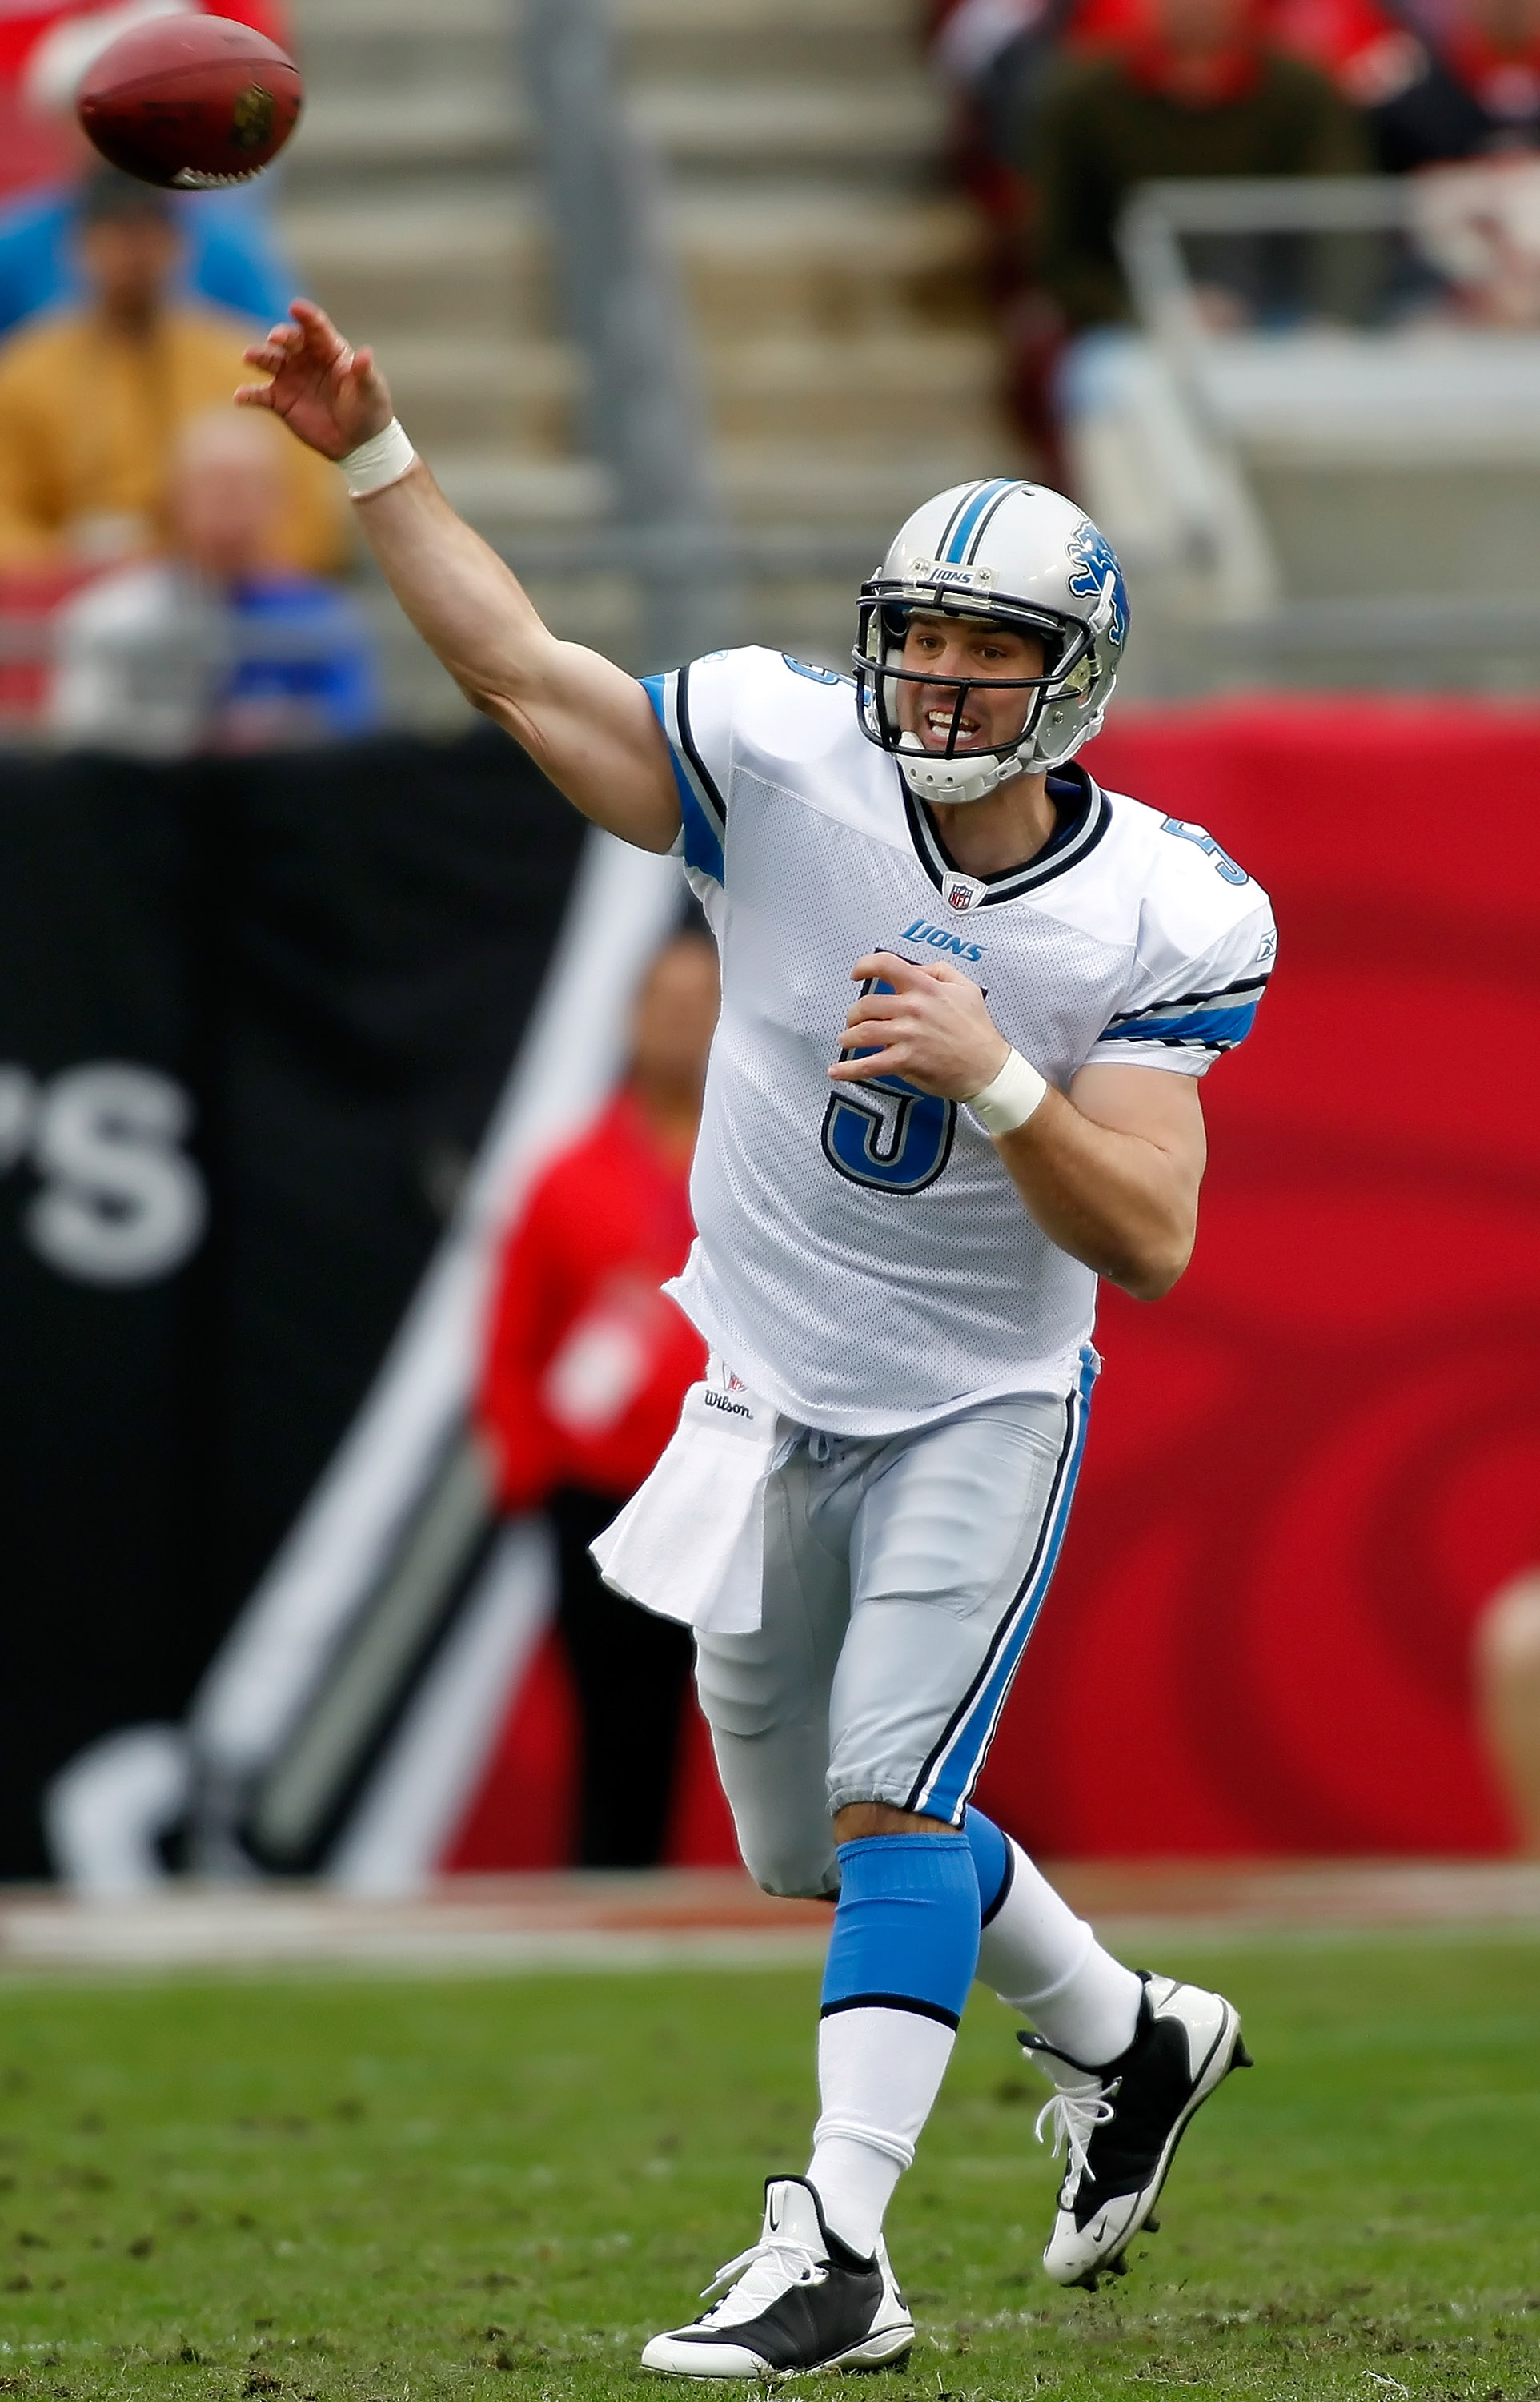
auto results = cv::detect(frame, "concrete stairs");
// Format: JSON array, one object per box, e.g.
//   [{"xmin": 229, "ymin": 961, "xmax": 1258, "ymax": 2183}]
[{"xmin": 279, "ymin": 0, "xmax": 1020, "ymax": 705}]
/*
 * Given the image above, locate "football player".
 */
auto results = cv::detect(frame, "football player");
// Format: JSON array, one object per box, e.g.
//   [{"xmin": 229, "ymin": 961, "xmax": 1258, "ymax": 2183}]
[{"xmin": 239, "ymin": 303, "xmax": 1273, "ymax": 2381}]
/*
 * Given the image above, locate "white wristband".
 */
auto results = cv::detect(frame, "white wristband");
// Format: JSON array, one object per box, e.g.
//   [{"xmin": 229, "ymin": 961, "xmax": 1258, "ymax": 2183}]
[
  {"xmin": 966, "ymin": 1047, "xmax": 1048, "ymax": 1137},
  {"xmin": 339, "ymin": 419, "xmax": 416, "ymax": 499}
]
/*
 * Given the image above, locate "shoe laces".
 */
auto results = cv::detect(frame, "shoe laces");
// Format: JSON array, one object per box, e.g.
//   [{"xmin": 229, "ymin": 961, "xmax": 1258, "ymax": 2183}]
[
  {"xmin": 697, "ymin": 2233, "xmax": 825, "ymax": 2322},
  {"xmin": 1034, "ymin": 2079, "xmax": 1117, "ymax": 2195}
]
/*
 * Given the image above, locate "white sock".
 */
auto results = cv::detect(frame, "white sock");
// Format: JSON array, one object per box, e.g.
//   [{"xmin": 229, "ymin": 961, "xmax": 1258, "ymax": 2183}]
[
  {"xmin": 805, "ymin": 2006, "xmax": 956, "ymax": 2259},
  {"xmin": 977, "ymin": 1837, "xmax": 1142, "ymax": 2066}
]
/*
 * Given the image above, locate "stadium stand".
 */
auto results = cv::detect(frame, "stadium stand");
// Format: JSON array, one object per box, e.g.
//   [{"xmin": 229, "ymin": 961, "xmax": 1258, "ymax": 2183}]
[
  {"xmin": 1061, "ymin": 173, "xmax": 1540, "ymax": 692},
  {"xmin": 278, "ymin": 0, "xmax": 1021, "ymax": 685},
  {"xmin": 274, "ymin": 0, "xmax": 600, "ymax": 719},
  {"xmin": 621, "ymin": 0, "xmax": 1019, "ymax": 659}
]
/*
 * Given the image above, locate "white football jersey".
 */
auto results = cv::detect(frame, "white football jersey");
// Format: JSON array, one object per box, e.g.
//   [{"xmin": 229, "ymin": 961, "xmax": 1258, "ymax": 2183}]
[{"xmin": 643, "ymin": 647, "xmax": 1275, "ymax": 1436}]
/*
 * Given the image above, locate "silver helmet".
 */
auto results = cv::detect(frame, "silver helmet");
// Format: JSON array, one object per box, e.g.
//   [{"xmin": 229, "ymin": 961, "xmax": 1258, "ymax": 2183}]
[{"xmin": 853, "ymin": 479, "xmax": 1129, "ymax": 805}]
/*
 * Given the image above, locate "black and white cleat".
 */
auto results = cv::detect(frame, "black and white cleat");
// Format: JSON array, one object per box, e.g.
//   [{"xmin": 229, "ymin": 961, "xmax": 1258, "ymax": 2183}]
[
  {"xmin": 640, "ymin": 2175, "xmax": 914, "ymax": 2379},
  {"xmin": 1021, "ymin": 1971, "xmax": 1252, "ymax": 2290}
]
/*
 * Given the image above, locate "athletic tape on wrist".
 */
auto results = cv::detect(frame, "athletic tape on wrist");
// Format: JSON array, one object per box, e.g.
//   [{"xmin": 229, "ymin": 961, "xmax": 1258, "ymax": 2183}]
[
  {"xmin": 339, "ymin": 419, "xmax": 416, "ymax": 499},
  {"xmin": 966, "ymin": 1047, "xmax": 1048, "ymax": 1137}
]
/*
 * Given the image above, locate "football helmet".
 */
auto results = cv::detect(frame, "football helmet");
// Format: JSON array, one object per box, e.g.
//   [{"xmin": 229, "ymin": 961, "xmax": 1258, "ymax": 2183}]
[{"xmin": 853, "ymin": 479, "xmax": 1129, "ymax": 805}]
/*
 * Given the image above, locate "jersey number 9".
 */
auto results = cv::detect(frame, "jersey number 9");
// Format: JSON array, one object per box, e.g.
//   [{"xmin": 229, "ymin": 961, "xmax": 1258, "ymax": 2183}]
[{"xmin": 821, "ymin": 979, "xmax": 956, "ymax": 1195}]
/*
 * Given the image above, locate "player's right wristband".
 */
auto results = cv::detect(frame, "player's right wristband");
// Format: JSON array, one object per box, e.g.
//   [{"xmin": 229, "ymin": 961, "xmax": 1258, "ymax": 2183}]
[
  {"xmin": 966, "ymin": 1047, "xmax": 1049, "ymax": 1137},
  {"xmin": 339, "ymin": 419, "xmax": 416, "ymax": 499}
]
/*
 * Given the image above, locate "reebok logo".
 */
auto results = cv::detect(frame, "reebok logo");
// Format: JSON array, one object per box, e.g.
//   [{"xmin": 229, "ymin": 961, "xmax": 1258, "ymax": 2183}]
[
  {"xmin": 704, "ymin": 1389, "xmax": 751, "ymax": 1419},
  {"xmin": 902, "ymin": 919, "xmax": 985, "ymax": 963}
]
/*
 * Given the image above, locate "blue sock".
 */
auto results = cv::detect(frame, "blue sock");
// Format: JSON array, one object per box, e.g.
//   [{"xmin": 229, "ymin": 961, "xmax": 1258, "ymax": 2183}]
[
  {"xmin": 821, "ymin": 1832, "xmax": 980, "ymax": 2027},
  {"xmin": 965, "ymin": 1806, "xmax": 1014, "ymax": 1926},
  {"xmin": 810, "ymin": 1835, "xmax": 980, "ymax": 2256}
]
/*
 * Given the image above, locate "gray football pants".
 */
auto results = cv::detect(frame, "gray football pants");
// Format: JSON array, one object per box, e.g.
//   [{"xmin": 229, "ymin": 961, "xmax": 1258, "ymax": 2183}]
[{"xmin": 693, "ymin": 1364, "xmax": 1093, "ymax": 1900}]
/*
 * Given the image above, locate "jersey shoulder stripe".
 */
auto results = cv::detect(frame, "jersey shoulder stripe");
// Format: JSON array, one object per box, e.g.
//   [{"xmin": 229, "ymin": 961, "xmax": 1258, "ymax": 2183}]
[
  {"xmin": 1101, "ymin": 966, "xmax": 1273, "ymax": 1050},
  {"xmin": 642, "ymin": 665, "xmax": 727, "ymax": 885},
  {"xmin": 1101, "ymin": 996, "xmax": 1263, "ymax": 1050},
  {"xmin": 1104, "ymin": 970, "xmax": 1270, "ymax": 1024}
]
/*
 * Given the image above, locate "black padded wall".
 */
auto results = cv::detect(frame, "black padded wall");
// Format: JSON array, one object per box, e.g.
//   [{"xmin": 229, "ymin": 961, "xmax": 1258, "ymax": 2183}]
[{"xmin": 0, "ymin": 730, "xmax": 584, "ymax": 1876}]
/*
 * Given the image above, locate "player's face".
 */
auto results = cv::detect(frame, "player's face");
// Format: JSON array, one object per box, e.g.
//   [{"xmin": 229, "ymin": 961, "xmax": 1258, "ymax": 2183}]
[{"xmin": 895, "ymin": 615, "xmax": 1046, "ymax": 754}]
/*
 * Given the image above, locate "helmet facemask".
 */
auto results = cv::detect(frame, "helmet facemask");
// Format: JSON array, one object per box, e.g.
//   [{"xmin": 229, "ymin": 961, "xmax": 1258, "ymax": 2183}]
[{"xmin": 853, "ymin": 592, "xmax": 1099, "ymax": 805}]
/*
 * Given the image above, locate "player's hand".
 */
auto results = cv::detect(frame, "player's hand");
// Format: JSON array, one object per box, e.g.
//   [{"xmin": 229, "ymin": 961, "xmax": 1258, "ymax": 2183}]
[
  {"xmin": 235, "ymin": 299, "xmax": 395, "ymax": 461},
  {"xmin": 830, "ymin": 951, "xmax": 1010, "ymax": 1100}
]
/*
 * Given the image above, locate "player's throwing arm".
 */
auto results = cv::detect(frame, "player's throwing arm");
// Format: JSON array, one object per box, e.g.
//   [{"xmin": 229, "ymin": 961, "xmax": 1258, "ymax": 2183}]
[{"xmin": 235, "ymin": 302, "xmax": 680, "ymax": 850}]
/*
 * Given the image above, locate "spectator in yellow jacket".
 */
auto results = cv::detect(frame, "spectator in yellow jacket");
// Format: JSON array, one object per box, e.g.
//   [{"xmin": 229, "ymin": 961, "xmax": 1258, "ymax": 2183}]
[{"xmin": 0, "ymin": 167, "xmax": 343, "ymax": 575}]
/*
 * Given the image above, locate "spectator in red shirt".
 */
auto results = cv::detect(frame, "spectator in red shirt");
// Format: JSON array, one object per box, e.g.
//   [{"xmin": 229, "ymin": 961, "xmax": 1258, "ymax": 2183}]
[{"xmin": 477, "ymin": 926, "xmax": 719, "ymax": 1867}]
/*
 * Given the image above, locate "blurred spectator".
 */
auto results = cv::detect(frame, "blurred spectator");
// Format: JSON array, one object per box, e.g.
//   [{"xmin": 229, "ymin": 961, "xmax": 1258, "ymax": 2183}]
[
  {"xmin": 928, "ymin": 0, "xmax": 1398, "ymax": 183},
  {"xmin": 0, "ymin": 167, "xmax": 342, "ymax": 574},
  {"xmin": 1367, "ymin": 0, "xmax": 1540, "ymax": 168},
  {"xmin": 928, "ymin": 0, "xmax": 1398, "ymax": 472},
  {"xmin": 1034, "ymin": 0, "xmax": 1370, "ymax": 327},
  {"xmin": 0, "ymin": 182, "xmax": 291, "ymax": 347},
  {"xmin": 930, "ymin": 0, "xmax": 1081, "ymax": 189},
  {"xmin": 1267, "ymin": 0, "xmax": 1427, "ymax": 109},
  {"xmin": 477, "ymin": 930, "xmax": 720, "ymax": 1870},
  {"xmin": 50, "ymin": 409, "xmax": 379, "ymax": 753},
  {"xmin": 1405, "ymin": 151, "xmax": 1540, "ymax": 320},
  {"xmin": 1475, "ymin": 1571, "xmax": 1540, "ymax": 1854},
  {"xmin": 0, "ymin": 0, "xmax": 293, "ymax": 207}
]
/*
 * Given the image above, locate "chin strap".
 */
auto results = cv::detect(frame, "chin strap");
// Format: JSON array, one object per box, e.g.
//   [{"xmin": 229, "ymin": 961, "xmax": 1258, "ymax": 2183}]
[{"xmin": 899, "ymin": 746, "xmax": 1028, "ymax": 805}]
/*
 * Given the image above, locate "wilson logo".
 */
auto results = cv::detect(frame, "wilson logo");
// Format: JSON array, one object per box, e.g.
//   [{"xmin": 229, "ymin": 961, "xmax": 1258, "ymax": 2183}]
[
  {"xmin": 704, "ymin": 1388, "xmax": 751, "ymax": 1418},
  {"xmin": 901, "ymin": 919, "xmax": 985, "ymax": 963}
]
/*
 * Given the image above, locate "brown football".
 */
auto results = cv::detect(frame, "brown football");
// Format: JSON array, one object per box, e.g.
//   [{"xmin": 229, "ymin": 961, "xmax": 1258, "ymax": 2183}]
[{"xmin": 77, "ymin": 14, "xmax": 303, "ymax": 191}]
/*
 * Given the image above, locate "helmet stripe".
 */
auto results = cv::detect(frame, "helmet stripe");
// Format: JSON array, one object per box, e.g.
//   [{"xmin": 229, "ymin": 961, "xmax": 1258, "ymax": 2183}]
[
  {"xmin": 962, "ymin": 479, "xmax": 1023, "ymax": 564},
  {"xmin": 933, "ymin": 484, "xmax": 981, "ymax": 562},
  {"xmin": 940, "ymin": 476, "xmax": 1017, "ymax": 564}
]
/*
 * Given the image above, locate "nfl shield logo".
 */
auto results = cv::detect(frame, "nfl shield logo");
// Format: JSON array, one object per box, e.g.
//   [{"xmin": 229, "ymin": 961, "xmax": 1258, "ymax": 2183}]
[{"xmin": 945, "ymin": 875, "xmax": 986, "ymax": 912}]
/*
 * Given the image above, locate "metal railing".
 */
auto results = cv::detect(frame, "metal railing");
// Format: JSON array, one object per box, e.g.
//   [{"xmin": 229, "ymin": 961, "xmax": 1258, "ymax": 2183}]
[
  {"xmin": 519, "ymin": 0, "xmax": 742, "ymax": 668},
  {"xmin": 1102, "ymin": 175, "xmax": 1540, "ymax": 680},
  {"xmin": 1117, "ymin": 173, "xmax": 1430, "ymax": 338}
]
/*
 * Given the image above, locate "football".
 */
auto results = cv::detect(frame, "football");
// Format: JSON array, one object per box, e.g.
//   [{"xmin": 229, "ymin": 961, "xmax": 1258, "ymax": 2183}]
[{"xmin": 77, "ymin": 13, "xmax": 303, "ymax": 190}]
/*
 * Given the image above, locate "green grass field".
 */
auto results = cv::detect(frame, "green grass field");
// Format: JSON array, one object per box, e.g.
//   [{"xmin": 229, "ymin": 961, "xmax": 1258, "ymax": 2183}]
[{"xmin": 0, "ymin": 1937, "xmax": 1536, "ymax": 2400}]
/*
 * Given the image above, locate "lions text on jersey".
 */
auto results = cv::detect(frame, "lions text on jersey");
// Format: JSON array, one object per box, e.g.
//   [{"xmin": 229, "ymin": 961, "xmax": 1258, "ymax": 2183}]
[{"xmin": 643, "ymin": 648, "xmax": 1274, "ymax": 1436}]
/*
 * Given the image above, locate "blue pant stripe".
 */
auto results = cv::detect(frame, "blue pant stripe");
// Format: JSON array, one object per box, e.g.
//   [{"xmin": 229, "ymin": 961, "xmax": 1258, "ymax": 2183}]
[{"xmin": 909, "ymin": 1348, "xmax": 1095, "ymax": 1822}]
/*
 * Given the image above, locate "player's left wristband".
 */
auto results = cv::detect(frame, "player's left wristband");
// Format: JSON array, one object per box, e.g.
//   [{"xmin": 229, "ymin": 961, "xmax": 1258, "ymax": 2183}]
[
  {"xmin": 339, "ymin": 419, "xmax": 416, "ymax": 499},
  {"xmin": 966, "ymin": 1047, "xmax": 1048, "ymax": 1137}
]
